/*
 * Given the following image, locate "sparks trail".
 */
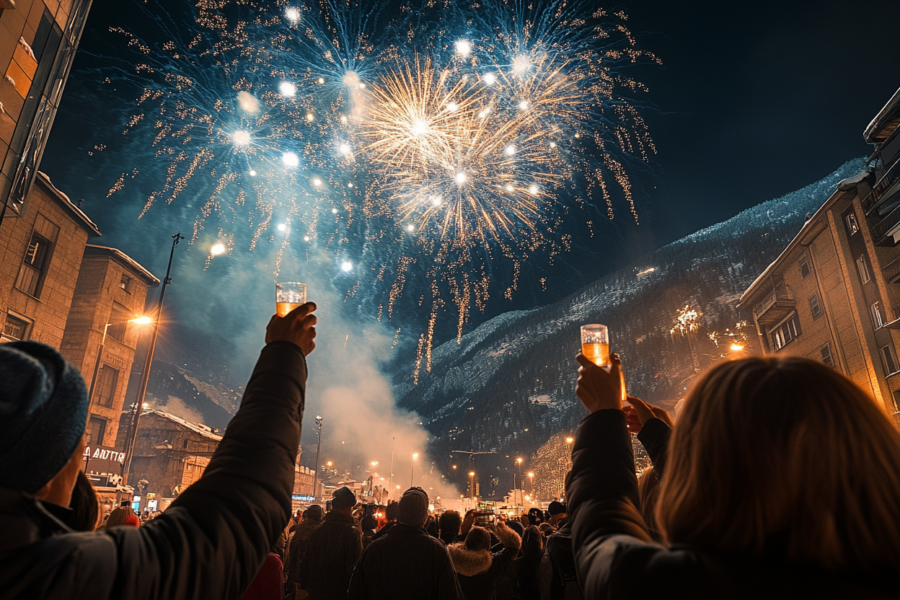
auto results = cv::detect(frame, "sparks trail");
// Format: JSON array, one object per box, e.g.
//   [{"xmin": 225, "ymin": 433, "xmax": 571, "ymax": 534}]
[{"xmin": 95, "ymin": 0, "xmax": 657, "ymax": 375}]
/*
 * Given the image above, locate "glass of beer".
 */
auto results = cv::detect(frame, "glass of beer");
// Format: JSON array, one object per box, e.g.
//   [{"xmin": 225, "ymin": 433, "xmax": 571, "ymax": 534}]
[
  {"xmin": 275, "ymin": 282, "xmax": 307, "ymax": 317},
  {"xmin": 581, "ymin": 324, "xmax": 610, "ymax": 367}
]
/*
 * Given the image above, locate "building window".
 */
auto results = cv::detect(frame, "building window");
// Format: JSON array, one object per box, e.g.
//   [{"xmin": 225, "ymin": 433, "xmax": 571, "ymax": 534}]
[
  {"xmin": 856, "ymin": 255, "xmax": 871, "ymax": 284},
  {"xmin": 809, "ymin": 293, "xmax": 823, "ymax": 319},
  {"xmin": 88, "ymin": 416, "xmax": 107, "ymax": 446},
  {"xmin": 106, "ymin": 304, "xmax": 133, "ymax": 343},
  {"xmin": 799, "ymin": 257, "xmax": 810, "ymax": 279},
  {"xmin": 872, "ymin": 301, "xmax": 884, "ymax": 329},
  {"xmin": 880, "ymin": 345, "xmax": 899, "ymax": 376},
  {"xmin": 820, "ymin": 344, "xmax": 835, "ymax": 368},
  {"xmin": 120, "ymin": 275, "xmax": 132, "ymax": 293},
  {"xmin": 2, "ymin": 313, "xmax": 30, "ymax": 341},
  {"xmin": 771, "ymin": 314, "xmax": 802, "ymax": 350},
  {"xmin": 15, "ymin": 233, "xmax": 53, "ymax": 297},
  {"xmin": 892, "ymin": 389, "xmax": 900, "ymax": 412},
  {"xmin": 846, "ymin": 213, "xmax": 860, "ymax": 236},
  {"xmin": 95, "ymin": 365, "xmax": 119, "ymax": 408}
]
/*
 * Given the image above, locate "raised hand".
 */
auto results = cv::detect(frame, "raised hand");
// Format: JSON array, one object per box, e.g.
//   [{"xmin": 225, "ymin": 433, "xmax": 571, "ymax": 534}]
[
  {"xmin": 265, "ymin": 302, "xmax": 318, "ymax": 356},
  {"xmin": 576, "ymin": 353, "xmax": 625, "ymax": 413}
]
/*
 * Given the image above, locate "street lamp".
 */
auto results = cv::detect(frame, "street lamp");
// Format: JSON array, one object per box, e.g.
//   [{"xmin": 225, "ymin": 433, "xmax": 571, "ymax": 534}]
[
  {"xmin": 468, "ymin": 471, "xmax": 475, "ymax": 501},
  {"xmin": 312, "ymin": 416, "xmax": 323, "ymax": 500},
  {"xmin": 565, "ymin": 437, "xmax": 574, "ymax": 445},
  {"xmin": 528, "ymin": 472, "xmax": 535, "ymax": 496},
  {"xmin": 410, "ymin": 453, "xmax": 418, "ymax": 488},
  {"xmin": 87, "ymin": 315, "xmax": 153, "ymax": 414},
  {"xmin": 121, "ymin": 232, "xmax": 183, "ymax": 500}
]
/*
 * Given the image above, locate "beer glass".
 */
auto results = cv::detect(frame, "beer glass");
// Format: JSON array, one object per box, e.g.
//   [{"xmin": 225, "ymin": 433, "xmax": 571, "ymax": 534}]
[
  {"xmin": 581, "ymin": 324, "xmax": 610, "ymax": 367},
  {"xmin": 275, "ymin": 282, "xmax": 307, "ymax": 317}
]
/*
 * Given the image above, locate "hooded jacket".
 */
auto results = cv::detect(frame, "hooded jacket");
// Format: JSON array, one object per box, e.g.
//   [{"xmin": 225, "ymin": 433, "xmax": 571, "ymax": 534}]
[
  {"xmin": 348, "ymin": 522, "xmax": 461, "ymax": 600},
  {"xmin": 448, "ymin": 525, "xmax": 521, "ymax": 600},
  {"xmin": 286, "ymin": 517, "xmax": 322, "ymax": 596},
  {"xmin": 298, "ymin": 510, "xmax": 362, "ymax": 600},
  {"xmin": 0, "ymin": 341, "xmax": 307, "ymax": 600}
]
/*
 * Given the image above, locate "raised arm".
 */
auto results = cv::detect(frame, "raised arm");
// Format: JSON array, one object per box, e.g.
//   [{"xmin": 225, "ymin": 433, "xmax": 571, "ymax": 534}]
[{"xmin": 108, "ymin": 304, "xmax": 317, "ymax": 600}]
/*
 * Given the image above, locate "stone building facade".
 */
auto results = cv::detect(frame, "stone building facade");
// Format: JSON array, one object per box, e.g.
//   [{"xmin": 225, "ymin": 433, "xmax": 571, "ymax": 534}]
[
  {"xmin": 60, "ymin": 245, "xmax": 159, "ymax": 447},
  {"xmin": 128, "ymin": 410, "xmax": 222, "ymax": 511},
  {"xmin": 0, "ymin": 171, "xmax": 99, "ymax": 345},
  {"xmin": 739, "ymin": 87, "xmax": 900, "ymax": 417}
]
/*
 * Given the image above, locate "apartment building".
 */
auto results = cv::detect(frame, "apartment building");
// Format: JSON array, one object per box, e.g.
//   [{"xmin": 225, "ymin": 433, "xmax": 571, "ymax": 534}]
[{"xmin": 739, "ymin": 87, "xmax": 900, "ymax": 416}]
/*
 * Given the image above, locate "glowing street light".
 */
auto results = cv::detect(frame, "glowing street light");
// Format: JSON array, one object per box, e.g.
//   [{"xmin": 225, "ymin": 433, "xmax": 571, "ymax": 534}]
[
  {"xmin": 565, "ymin": 437, "xmax": 574, "ymax": 445},
  {"xmin": 730, "ymin": 342, "xmax": 745, "ymax": 352}
]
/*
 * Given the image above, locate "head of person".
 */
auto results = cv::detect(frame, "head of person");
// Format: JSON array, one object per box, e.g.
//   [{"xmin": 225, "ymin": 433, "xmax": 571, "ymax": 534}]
[
  {"xmin": 68, "ymin": 471, "xmax": 101, "ymax": 531},
  {"xmin": 398, "ymin": 487, "xmax": 429, "ymax": 527},
  {"xmin": 0, "ymin": 342, "xmax": 89, "ymax": 507},
  {"xmin": 438, "ymin": 510, "xmax": 462, "ymax": 542},
  {"xmin": 105, "ymin": 505, "xmax": 137, "ymax": 529},
  {"xmin": 361, "ymin": 515, "xmax": 377, "ymax": 531},
  {"xmin": 306, "ymin": 504, "xmax": 323, "ymax": 521},
  {"xmin": 527, "ymin": 507, "xmax": 543, "ymax": 524},
  {"xmin": 385, "ymin": 500, "xmax": 400, "ymax": 522},
  {"xmin": 547, "ymin": 501, "xmax": 566, "ymax": 523},
  {"xmin": 463, "ymin": 526, "xmax": 491, "ymax": 552},
  {"xmin": 658, "ymin": 356, "xmax": 900, "ymax": 575},
  {"xmin": 331, "ymin": 487, "xmax": 356, "ymax": 514}
]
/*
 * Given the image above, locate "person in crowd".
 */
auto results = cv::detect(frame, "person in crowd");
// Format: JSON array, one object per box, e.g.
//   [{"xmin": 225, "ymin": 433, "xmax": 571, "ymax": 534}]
[
  {"xmin": 571, "ymin": 353, "xmax": 900, "ymax": 598},
  {"xmin": 286, "ymin": 505, "xmax": 323, "ymax": 599},
  {"xmin": 545, "ymin": 471, "xmax": 581, "ymax": 600},
  {"xmin": 448, "ymin": 521, "xmax": 522, "ymax": 600},
  {"xmin": 438, "ymin": 510, "xmax": 463, "ymax": 545},
  {"xmin": 361, "ymin": 515, "xmax": 378, "ymax": 548},
  {"xmin": 513, "ymin": 525, "xmax": 544, "ymax": 600},
  {"xmin": 38, "ymin": 470, "xmax": 100, "ymax": 532},
  {"xmin": 298, "ymin": 486, "xmax": 363, "ymax": 600},
  {"xmin": 372, "ymin": 501, "xmax": 400, "ymax": 541},
  {"xmin": 426, "ymin": 514, "xmax": 440, "ymax": 539},
  {"xmin": 0, "ymin": 302, "xmax": 317, "ymax": 599},
  {"xmin": 526, "ymin": 508, "xmax": 543, "ymax": 526},
  {"xmin": 546, "ymin": 502, "xmax": 567, "ymax": 529},
  {"xmin": 103, "ymin": 504, "xmax": 140, "ymax": 529},
  {"xmin": 242, "ymin": 549, "xmax": 285, "ymax": 600},
  {"xmin": 348, "ymin": 487, "xmax": 461, "ymax": 600}
]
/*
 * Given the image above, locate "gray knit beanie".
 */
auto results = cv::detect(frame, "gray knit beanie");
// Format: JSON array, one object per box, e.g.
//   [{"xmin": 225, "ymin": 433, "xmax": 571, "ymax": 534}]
[
  {"xmin": 399, "ymin": 487, "xmax": 429, "ymax": 526},
  {"xmin": 0, "ymin": 342, "xmax": 88, "ymax": 494}
]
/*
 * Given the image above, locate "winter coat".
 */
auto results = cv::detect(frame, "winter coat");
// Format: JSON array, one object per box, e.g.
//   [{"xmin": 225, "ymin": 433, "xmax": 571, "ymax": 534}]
[
  {"xmin": 348, "ymin": 522, "xmax": 462, "ymax": 600},
  {"xmin": 545, "ymin": 524, "xmax": 580, "ymax": 600},
  {"xmin": 514, "ymin": 526, "xmax": 543, "ymax": 600},
  {"xmin": 298, "ymin": 510, "xmax": 362, "ymax": 600},
  {"xmin": 0, "ymin": 341, "xmax": 307, "ymax": 600},
  {"xmin": 286, "ymin": 517, "xmax": 322, "ymax": 597},
  {"xmin": 569, "ymin": 410, "xmax": 898, "ymax": 599},
  {"xmin": 448, "ymin": 526, "xmax": 522, "ymax": 600},
  {"xmin": 241, "ymin": 552, "xmax": 285, "ymax": 600}
]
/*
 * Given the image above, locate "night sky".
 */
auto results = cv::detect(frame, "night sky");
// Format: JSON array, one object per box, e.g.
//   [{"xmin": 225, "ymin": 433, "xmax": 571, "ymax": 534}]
[{"xmin": 40, "ymin": 0, "xmax": 900, "ymax": 355}]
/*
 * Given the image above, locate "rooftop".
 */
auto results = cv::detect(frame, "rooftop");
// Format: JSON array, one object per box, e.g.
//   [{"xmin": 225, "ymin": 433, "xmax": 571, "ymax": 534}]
[
  {"xmin": 865, "ymin": 87, "xmax": 900, "ymax": 145},
  {"xmin": 35, "ymin": 172, "xmax": 101, "ymax": 237},
  {"xmin": 85, "ymin": 244, "xmax": 160, "ymax": 286},
  {"xmin": 143, "ymin": 409, "xmax": 223, "ymax": 441}
]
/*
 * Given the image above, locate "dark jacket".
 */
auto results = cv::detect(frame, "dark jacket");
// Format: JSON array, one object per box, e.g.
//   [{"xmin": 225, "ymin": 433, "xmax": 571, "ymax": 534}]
[
  {"xmin": 0, "ymin": 341, "xmax": 307, "ymax": 600},
  {"xmin": 448, "ymin": 526, "xmax": 521, "ymax": 600},
  {"xmin": 286, "ymin": 517, "xmax": 322, "ymax": 596},
  {"xmin": 298, "ymin": 510, "xmax": 362, "ymax": 600},
  {"xmin": 569, "ymin": 410, "xmax": 897, "ymax": 599},
  {"xmin": 514, "ymin": 527, "xmax": 543, "ymax": 600},
  {"xmin": 348, "ymin": 522, "xmax": 461, "ymax": 600},
  {"xmin": 545, "ymin": 523, "xmax": 580, "ymax": 600}
]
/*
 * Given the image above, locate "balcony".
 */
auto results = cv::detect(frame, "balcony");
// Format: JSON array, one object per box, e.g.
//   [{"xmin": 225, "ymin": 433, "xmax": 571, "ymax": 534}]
[
  {"xmin": 863, "ymin": 158, "xmax": 900, "ymax": 215},
  {"xmin": 872, "ymin": 204, "xmax": 900, "ymax": 246},
  {"xmin": 755, "ymin": 286, "xmax": 795, "ymax": 326},
  {"xmin": 885, "ymin": 257, "xmax": 900, "ymax": 284}
]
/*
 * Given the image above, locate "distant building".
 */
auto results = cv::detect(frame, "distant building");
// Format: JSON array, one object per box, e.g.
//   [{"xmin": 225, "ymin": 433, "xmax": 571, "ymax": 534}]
[
  {"xmin": 739, "ymin": 87, "xmax": 900, "ymax": 419},
  {"xmin": 127, "ymin": 410, "xmax": 223, "ymax": 512},
  {"xmin": 0, "ymin": 171, "xmax": 99, "ymax": 345},
  {"xmin": 0, "ymin": 0, "xmax": 93, "ymax": 220},
  {"xmin": 60, "ymin": 245, "xmax": 160, "ymax": 447}
]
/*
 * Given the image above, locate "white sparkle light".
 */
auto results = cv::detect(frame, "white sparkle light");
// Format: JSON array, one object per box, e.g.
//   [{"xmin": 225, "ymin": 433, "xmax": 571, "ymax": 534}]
[
  {"xmin": 317, "ymin": 77, "xmax": 325, "ymax": 84},
  {"xmin": 505, "ymin": 145, "xmax": 516, "ymax": 156},
  {"xmin": 232, "ymin": 130, "xmax": 251, "ymax": 145},
  {"xmin": 455, "ymin": 40, "xmax": 472, "ymax": 56},
  {"xmin": 348, "ymin": 183, "xmax": 354, "ymax": 188},
  {"xmin": 303, "ymin": 236, "xmax": 310, "ymax": 242},
  {"xmin": 513, "ymin": 55, "xmax": 531, "ymax": 74},
  {"xmin": 431, "ymin": 196, "xmax": 442, "ymax": 206},
  {"xmin": 249, "ymin": 169, "xmax": 257, "ymax": 176},
  {"xmin": 483, "ymin": 73, "xmax": 496, "ymax": 86},
  {"xmin": 279, "ymin": 81, "xmax": 296, "ymax": 97},
  {"xmin": 341, "ymin": 261, "xmax": 353, "ymax": 272},
  {"xmin": 505, "ymin": 184, "xmax": 514, "ymax": 192},
  {"xmin": 411, "ymin": 119, "xmax": 429, "ymax": 136},
  {"xmin": 339, "ymin": 143, "xmax": 351, "ymax": 155},
  {"xmin": 306, "ymin": 113, "xmax": 314, "ymax": 121},
  {"xmin": 210, "ymin": 243, "xmax": 226, "ymax": 256},
  {"xmin": 550, "ymin": 142, "xmax": 557, "ymax": 148},
  {"xmin": 455, "ymin": 172, "xmax": 467, "ymax": 184},
  {"xmin": 406, "ymin": 224, "xmax": 415, "ymax": 232},
  {"xmin": 518, "ymin": 100, "xmax": 529, "ymax": 110},
  {"xmin": 313, "ymin": 178, "xmax": 322, "ymax": 187},
  {"xmin": 285, "ymin": 7, "xmax": 300, "ymax": 22},
  {"xmin": 529, "ymin": 185, "xmax": 538, "ymax": 194},
  {"xmin": 282, "ymin": 152, "xmax": 299, "ymax": 167},
  {"xmin": 237, "ymin": 91, "xmax": 260, "ymax": 114},
  {"xmin": 446, "ymin": 102, "xmax": 458, "ymax": 112},
  {"xmin": 331, "ymin": 208, "xmax": 338, "ymax": 214},
  {"xmin": 277, "ymin": 223, "xmax": 287, "ymax": 232}
]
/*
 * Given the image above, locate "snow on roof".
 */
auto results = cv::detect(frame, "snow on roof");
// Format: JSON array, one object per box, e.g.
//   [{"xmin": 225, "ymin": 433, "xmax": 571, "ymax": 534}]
[
  {"xmin": 35, "ymin": 172, "xmax": 101, "ymax": 237},
  {"xmin": 85, "ymin": 244, "xmax": 160, "ymax": 286},
  {"xmin": 864, "ymin": 87, "xmax": 900, "ymax": 144},
  {"xmin": 144, "ymin": 409, "xmax": 223, "ymax": 441}
]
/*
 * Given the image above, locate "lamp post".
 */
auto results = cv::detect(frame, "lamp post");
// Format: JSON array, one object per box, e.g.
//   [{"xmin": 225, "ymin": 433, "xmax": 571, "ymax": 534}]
[
  {"xmin": 410, "ymin": 452, "xmax": 418, "ymax": 488},
  {"xmin": 468, "ymin": 471, "xmax": 475, "ymax": 501},
  {"xmin": 312, "ymin": 416, "xmax": 323, "ymax": 501},
  {"xmin": 516, "ymin": 457, "xmax": 523, "ymax": 507},
  {"xmin": 120, "ymin": 233, "xmax": 183, "ymax": 497},
  {"xmin": 528, "ymin": 472, "xmax": 534, "ymax": 497},
  {"xmin": 87, "ymin": 316, "xmax": 152, "ymax": 413}
]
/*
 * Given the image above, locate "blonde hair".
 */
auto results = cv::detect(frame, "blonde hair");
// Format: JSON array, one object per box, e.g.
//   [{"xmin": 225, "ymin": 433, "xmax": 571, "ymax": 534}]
[
  {"xmin": 637, "ymin": 466, "xmax": 661, "ymax": 537},
  {"xmin": 657, "ymin": 356, "xmax": 900, "ymax": 575}
]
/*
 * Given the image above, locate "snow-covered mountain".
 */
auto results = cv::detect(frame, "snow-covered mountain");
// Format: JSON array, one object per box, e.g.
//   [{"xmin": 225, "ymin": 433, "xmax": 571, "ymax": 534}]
[{"xmin": 395, "ymin": 159, "xmax": 866, "ymax": 487}]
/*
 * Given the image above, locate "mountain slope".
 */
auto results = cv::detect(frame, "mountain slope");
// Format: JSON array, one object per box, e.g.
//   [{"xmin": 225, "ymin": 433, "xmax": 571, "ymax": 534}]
[{"xmin": 396, "ymin": 159, "xmax": 866, "ymax": 487}]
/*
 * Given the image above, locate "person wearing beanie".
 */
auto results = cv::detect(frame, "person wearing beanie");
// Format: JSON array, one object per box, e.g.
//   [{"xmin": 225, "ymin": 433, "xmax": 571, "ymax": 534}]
[
  {"xmin": 0, "ymin": 302, "xmax": 317, "ymax": 599},
  {"xmin": 447, "ymin": 520, "xmax": 522, "ymax": 600},
  {"xmin": 298, "ymin": 486, "xmax": 363, "ymax": 600},
  {"xmin": 547, "ymin": 501, "xmax": 568, "ymax": 528},
  {"xmin": 286, "ymin": 506, "xmax": 324, "ymax": 600},
  {"xmin": 349, "ymin": 487, "xmax": 461, "ymax": 600}
]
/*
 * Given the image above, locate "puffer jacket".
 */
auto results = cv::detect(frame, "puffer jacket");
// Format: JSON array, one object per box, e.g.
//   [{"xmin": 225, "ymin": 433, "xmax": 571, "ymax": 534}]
[
  {"xmin": 285, "ymin": 517, "xmax": 322, "ymax": 597},
  {"xmin": 0, "ymin": 341, "xmax": 308, "ymax": 600},
  {"xmin": 298, "ymin": 511, "xmax": 362, "ymax": 600},
  {"xmin": 448, "ymin": 525, "xmax": 521, "ymax": 600}
]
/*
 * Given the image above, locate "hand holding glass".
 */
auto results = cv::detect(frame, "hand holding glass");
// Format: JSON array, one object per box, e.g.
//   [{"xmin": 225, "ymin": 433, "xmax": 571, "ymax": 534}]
[
  {"xmin": 581, "ymin": 324, "xmax": 610, "ymax": 367},
  {"xmin": 276, "ymin": 282, "xmax": 307, "ymax": 317}
]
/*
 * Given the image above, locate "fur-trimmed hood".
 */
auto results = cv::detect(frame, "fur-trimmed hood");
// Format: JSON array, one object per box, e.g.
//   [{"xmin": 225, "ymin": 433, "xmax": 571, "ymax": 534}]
[{"xmin": 447, "ymin": 544, "xmax": 493, "ymax": 577}]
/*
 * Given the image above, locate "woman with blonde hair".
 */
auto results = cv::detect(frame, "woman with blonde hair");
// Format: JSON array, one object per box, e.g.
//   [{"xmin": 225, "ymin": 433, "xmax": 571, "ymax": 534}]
[{"xmin": 569, "ymin": 353, "xmax": 900, "ymax": 598}]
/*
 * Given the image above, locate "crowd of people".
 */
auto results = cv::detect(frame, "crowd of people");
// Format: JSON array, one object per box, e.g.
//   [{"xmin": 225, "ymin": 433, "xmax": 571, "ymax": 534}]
[{"xmin": 2, "ymin": 301, "xmax": 900, "ymax": 598}]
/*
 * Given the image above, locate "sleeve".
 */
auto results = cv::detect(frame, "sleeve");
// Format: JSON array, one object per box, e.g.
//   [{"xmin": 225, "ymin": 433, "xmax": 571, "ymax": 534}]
[
  {"xmin": 437, "ymin": 548, "xmax": 463, "ymax": 600},
  {"xmin": 636, "ymin": 418, "xmax": 671, "ymax": 478},
  {"xmin": 107, "ymin": 341, "xmax": 308, "ymax": 600},
  {"xmin": 568, "ymin": 410, "xmax": 659, "ymax": 598},
  {"xmin": 345, "ymin": 528, "xmax": 364, "ymax": 581},
  {"xmin": 347, "ymin": 546, "xmax": 367, "ymax": 600}
]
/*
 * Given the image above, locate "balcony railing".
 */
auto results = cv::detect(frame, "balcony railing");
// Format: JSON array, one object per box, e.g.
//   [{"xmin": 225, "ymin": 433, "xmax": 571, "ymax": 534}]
[
  {"xmin": 885, "ymin": 257, "xmax": 900, "ymax": 284},
  {"xmin": 863, "ymin": 157, "xmax": 900, "ymax": 214},
  {"xmin": 755, "ymin": 287, "xmax": 793, "ymax": 318},
  {"xmin": 872, "ymin": 204, "xmax": 900, "ymax": 244}
]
